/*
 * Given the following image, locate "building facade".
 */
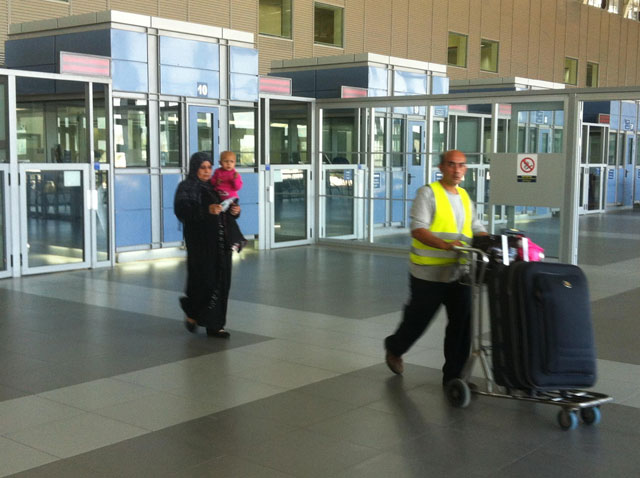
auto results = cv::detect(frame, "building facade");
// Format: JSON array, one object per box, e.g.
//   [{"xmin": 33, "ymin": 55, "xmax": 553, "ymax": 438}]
[{"xmin": 3, "ymin": 0, "xmax": 640, "ymax": 88}]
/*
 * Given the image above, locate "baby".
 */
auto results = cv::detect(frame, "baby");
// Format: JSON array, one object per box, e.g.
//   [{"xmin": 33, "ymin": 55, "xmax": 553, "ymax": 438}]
[{"xmin": 211, "ymin": 151, "xmax": 246, "ymax": 252}]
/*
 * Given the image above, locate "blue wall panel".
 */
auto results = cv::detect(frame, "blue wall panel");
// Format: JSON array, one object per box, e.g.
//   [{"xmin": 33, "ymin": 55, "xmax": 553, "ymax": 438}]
[
  {"xmin": 271, "ymin": 71, "xmax": 316, "ymax": 96},
  {"xmin": 160, "ymin": 36, "xmax": 219, "ymax": 70},
  {"xmin": 115, "ymin": 174, "xmax": 152, "ymax": 247},
  {"xmin": 55, "ymin": 30, "xmax": 111, "ymax": 59},
  {"xmin": 394, "ymin": 70, "xmax": 427, "ymax": 94},
  {"xmin": 160, "ymin": 65, "xmax": 220, "ymax": 98},
  {"xmin": 5, "ymin": 37, "xmax": 55, "ymax": 67},
  {"xmin": 162, "ymin": 174, "xmax": 183, "ymax": 242},
  {"xmin": 111, "ymin": 30, "xmax": 147, "ymax": 62},
  {"xmin": 230, "ymin": 73, "xmax": 259, "ymax": 101},
  {"xmin": 432, "ymin": 76, "xmax": 449, "ymax": 94},
  {"xmin": 229, "ymin": 46, "xmax": 258, "ymax": 74},
  {"xmin": 368, "ymin": 66, "xmax": 388, "ymax": 91},
  {"xmin": 317, "ymin": 67, "xmax": 369, "ymax": 92},
  {"xmin": 237, "ymin": 172, "xmax": 258, "ymax": 235},
  {"xmin": 112, "ymin": 60, "xmax": 148, "ymax": 92},
  {"xmin": 391, "ymin": 172, "xmax": 404, "ymax": 223}
]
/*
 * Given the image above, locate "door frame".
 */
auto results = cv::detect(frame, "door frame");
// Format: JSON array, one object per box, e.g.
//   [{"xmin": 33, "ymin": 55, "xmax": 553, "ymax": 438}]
[
  {"xmin": 19, "ymin": 163, "xmax": 92, "ymax": 275},
  {"xmin": 260, "ymin": 95, "xmax": 315, "ymax": 249},
  {"xmin": 406, "ymin": 119, "xmax": 426, "ymax": 224},
  {"xmin": 622, "ymin": 132, "xmax": 635, "ymax": 206},
  {"xmin": 0, "ymin": 164, "xmax": 11, "ymax": 278}
]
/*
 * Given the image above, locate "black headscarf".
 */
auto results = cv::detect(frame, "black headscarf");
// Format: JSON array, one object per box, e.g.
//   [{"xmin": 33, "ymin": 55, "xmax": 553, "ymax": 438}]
[{"xmin": 174, "ymin": 152, "xmax": 218, "ymax": 223}]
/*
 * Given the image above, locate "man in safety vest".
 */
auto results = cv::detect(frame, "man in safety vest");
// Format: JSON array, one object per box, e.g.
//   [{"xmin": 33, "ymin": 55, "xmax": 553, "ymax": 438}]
[{"xmin": 384, "ymin": 149, "xmax": 488, "ymax": 386}]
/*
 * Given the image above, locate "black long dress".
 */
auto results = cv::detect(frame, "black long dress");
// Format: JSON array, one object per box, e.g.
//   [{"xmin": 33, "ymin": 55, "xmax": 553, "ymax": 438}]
[{"xmin": 174, "ymin": 153, "xmax": 233, "ymax": 331}]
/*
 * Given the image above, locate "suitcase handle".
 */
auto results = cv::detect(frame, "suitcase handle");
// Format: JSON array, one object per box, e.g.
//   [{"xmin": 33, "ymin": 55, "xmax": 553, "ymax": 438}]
[{"xmin": 453, "ymin": 246, "xmax": 490, "ymax": 285}]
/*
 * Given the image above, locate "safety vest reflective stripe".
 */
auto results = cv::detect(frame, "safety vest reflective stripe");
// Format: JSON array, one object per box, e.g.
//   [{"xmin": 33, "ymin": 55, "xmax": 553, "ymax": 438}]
[{"xmin": 409, "ymin": 181, "xmax": 473, "ymax": 267}]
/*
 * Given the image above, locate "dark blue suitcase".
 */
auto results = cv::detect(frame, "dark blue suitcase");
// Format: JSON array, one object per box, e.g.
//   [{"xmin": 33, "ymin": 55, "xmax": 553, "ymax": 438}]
[{"xmin": 504, "ymin": 261, "xmax": 597, "ymax": 390}]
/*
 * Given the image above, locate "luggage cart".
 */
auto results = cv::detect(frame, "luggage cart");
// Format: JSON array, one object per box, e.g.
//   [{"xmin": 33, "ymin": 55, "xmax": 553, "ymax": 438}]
[{"xmin": 444, "ymin": 246, "xmax": 613, "ymax": 430}]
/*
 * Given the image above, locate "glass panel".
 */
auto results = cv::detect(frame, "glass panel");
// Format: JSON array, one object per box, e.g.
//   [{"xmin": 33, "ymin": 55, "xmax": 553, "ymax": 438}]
[
  {"xmin": 586, "ymin": 62, "xmax": 599, "ymax": 88},
  {"xmin": 373, "ymin": 116, "xmax": 385, "ymax": 167},
  {"xmin": 274, "ymin": 169, "xmax": 307, "ymax": 242},
  {"xmin": 411, "ymin": 123, "xmax": 423, "ymax": 166},
  {"xmin": 230, "ymin": 107, "xmax": 257, "ymax": 167},
  {"xmin": 587, "ymin": 167, "xmax": 603, "ymax": 211},
  {"xmin": 324, "ymin": 170, "xmax": 354, "ymax": 237},
  {"xmin": 113, "ymin": 98, "xmax": 148, "ymax": 168},
  {"xmin": 93, "ymin": 88, "xmax": 108, "ymax": 163},
  {"xmin": 637, "ymin": 135, "xmax": 640, "ymax": 166},
  {"xmin": 17, "ymin": 99, "xmax": 88, "ymax": 164},
  {"xmin": 391, "ymin": 118, "xmax": 404, "ymax": 167},
  {"xmin": 259, "ymin": 0, "xmax": 292, "ymax": 38},
  {"xmin": 588, "ymin": 127, "xmax": 604, "ymax": 163},
  {"xmin": 553, "ymin": 128, "xmax": 563, "ymax": 153},
  {"xmin": 564, "ymin": 57, "xmax": 578, "ymax": 85},
  {"xmin": 270, "ymin": 102, "xmax": 309, "ymax": 164},
  {"xmin": 432, "ymin": 120, "xmax": 447, "ymax": 153},
  {"xmin": 159, "ymin": 102, "xmax": 181, "ymax": 167},
  {"xmin": 497, "ymin": 118, "xmax": 508, "ymax": 152},
  {"xmin": 480, "ymin": 39, "xmax": 499, "ymax": 72},
  {"xmin": 314, "ymin": 3, "xmax": 344, "ymax": 47},
  {"xmin": 0, "ymin": 79, "xmax": 7, "ymax": 163},
  {"xmin": 448, "ymin": 32, "xmax": 468, "ymax": 67},
  {"xmin": 96, "ymin": 170, "xmax": 109, "ymax": 261},
  {"xmin": 608, "ymin": 132, "xmax": 618, "ymax": 165},
  {"xmin": 26, "ymin": 170, "xmax": 84, "ymax": 267},
  {"xmin": 197, "ymin": 112, "xmax": 214, "ymax": 154},
  {"xmin": 456, "ymin": 116, "xmax": 480, "ymax": 155},
  {"xmin": 0, "ymin": 171, "xmax": 5, "ymax": 271},
  {"xmin": 322, "ymin": 109, "xmax": 358, "ymax": 164}
]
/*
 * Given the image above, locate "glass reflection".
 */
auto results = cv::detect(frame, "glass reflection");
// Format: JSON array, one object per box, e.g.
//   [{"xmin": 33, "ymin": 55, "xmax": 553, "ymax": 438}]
[
  {"xmin": 26, "ymin": 170, "xmax": 84, "ymax": 267},
  {"xmin": 274, "ymin": 169, "xmax": 306, "ymax": 242},
  {"xmin": 325, "ymin": 170, "xmax": 354, "ymax": 237}
]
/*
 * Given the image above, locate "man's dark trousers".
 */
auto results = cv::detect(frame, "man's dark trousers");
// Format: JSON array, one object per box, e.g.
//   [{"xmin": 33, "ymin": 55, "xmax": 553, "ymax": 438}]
[{"xmin": 385, "ymin": 274, "xmax": 472, "ymax": 384}]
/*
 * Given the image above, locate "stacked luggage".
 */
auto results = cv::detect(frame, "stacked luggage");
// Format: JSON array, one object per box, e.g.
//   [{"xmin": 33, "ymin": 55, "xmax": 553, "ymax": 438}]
[{"xmin": 445, "ymin": 233, "xmax": 611, "ymax": 430}]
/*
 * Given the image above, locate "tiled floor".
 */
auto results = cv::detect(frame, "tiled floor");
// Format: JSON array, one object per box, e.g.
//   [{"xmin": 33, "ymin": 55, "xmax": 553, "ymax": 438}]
[{"xmin": 1, "ymin": 209, "xmax": 639, "ymax": 477}]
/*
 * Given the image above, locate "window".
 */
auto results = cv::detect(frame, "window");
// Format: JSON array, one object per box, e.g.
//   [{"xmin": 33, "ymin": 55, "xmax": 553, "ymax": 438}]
[
  {"xmin": 113, "ymin": 98, "xmax": 148, "ymax": 168},
  {"xmin": 448, "ymin": 33, "xmax": 468, "ymax": 68},
  {"xmin": 229, "ymin": 107, "xmax": 257, "ymax": 166},
  {"xmin": 586, "ymin": 62, "xmax": 599, "ymax": 88},
  {"xmin": 315, "ymin": 3, "xmax": 344, "ymax": 47},
  {"xmin": 564, "ymin": 57, "xmax": 578, "ymax": 85},
  {"xmin": 159, "ymin": 102, "xmax": 181, "ymax": 167},
  {"xmin": 480, "ymin": 39, "xmax": 499, "ymax": 73},
  {"xmin": 259, "ymin": 0, "xmax": 292, "ymax": 39}
]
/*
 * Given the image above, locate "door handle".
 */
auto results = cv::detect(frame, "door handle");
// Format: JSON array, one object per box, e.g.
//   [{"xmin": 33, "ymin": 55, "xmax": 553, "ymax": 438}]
[{"xmin": 407, "ymin": 174, "xmax": 412, "ymax": 185}]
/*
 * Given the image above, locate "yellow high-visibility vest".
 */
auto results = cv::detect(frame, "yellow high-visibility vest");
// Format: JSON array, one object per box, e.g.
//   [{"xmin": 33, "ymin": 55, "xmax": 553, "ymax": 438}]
[{"xmin": 410, "ymin": 181, "xmax": 473, "ymax": 266}]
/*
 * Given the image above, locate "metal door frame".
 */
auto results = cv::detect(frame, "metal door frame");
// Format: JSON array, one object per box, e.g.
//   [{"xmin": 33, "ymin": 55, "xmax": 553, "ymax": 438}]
[
  {"xmin": 0, "ymin": 164, "xmax": 11, "ymax": 278},
  {"xmin": 261, "ymin": 95, "xmax": 315, "ymax": 249},
  {"xmin": 622, "ymin": 132, "xmax": 635, "ymax": 206},
  {"xmin": 406, "ymin": 119, "xmax": 426, "ymax": 224},
  {"xmin": 19, "ymin": 163, "xmax": 92, "ymax": 275}
]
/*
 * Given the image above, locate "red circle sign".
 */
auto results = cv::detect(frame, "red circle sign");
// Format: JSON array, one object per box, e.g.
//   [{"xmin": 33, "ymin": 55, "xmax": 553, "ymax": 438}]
[{"xmin": 520, "ymin": 157, "xmax": 535, "ymax": 173}]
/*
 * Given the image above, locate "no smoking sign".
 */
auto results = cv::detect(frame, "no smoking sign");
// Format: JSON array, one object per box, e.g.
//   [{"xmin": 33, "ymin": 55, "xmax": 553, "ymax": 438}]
[{"xmin": 517, "ymin": 154, "xmax": 538, "ymax": 183}]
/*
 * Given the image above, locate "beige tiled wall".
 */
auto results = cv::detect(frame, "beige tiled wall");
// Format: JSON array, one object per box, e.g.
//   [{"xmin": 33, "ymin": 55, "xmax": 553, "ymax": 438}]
[{"xmin": 4, "ymin": 0, "xmax": 640, "ymax": 88}]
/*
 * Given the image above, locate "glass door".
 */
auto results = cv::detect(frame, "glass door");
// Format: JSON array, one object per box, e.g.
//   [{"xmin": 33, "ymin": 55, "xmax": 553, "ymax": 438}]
[
  {"xmin": 19, "ymin": 164, "xmax": 91, "ymax": 274},
  {"xmin": 188, "ymin": 106, "xmax": 219, "ymax": 160},
  {"xmin": 622, "ymin": 133, "xmax": 635, "ymax": 206},
  {"xmin": 0, "ymin": 165, "xmax": 10, "ymax": 278},
  {"xmin": 406, "ymin": 120, "xmax": 426, "ymax": 222},
  {"xmin": 270, "ymin": 166, "xmax": 312, "ymax": 246}
]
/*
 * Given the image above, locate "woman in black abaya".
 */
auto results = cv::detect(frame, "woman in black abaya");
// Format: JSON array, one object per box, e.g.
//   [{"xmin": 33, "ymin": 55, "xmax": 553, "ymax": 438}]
[{"xmin": 174, "ymin": 152, "xmax": 240, "ymax": 338}]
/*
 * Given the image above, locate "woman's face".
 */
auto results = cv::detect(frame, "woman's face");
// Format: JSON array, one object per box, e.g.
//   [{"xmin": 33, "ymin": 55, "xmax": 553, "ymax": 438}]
[{"xmin": 196, "ymin": 161, "xmax": 213, "ymax": 181}]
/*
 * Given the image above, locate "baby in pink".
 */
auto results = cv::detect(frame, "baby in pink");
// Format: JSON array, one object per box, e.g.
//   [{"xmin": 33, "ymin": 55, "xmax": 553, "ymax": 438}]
[{"xmin": 212, "ymin": 151, "xmax": 243, "ymax": 201}]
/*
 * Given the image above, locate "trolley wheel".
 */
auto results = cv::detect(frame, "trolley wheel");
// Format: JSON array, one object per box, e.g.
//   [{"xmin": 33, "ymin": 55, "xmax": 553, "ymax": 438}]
[
  {"xmin": 580, "ymin": 406, "xmax": 601, "ymax": 426},
  {"xmin": 557, "ymin": 409, "xmax": 579, "ymax": 430},
  {"xmin": 445, "ymin": 379, "xmax": 471, "ymax": 408}
]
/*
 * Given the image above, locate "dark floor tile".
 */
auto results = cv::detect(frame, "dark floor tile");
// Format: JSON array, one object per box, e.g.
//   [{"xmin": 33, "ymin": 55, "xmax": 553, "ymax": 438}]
[
  {"xmin": 8, "ymin": 459, "xmax": 108, "ymax": 478},
  {"xmin": 592, "ymin": 288, "xmax": 640, "ymax": 364},
  {"xmin": 182, "ymin": 455, "xmax": 296, "ymax": 478}
]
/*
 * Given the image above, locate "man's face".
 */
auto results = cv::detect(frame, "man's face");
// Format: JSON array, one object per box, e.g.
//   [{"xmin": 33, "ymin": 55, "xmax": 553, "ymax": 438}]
[
  {"xmin": 439, "ymin": 151, "xmax": 467, "ymax": 186},
  {"xmin": 197, "ymin": 161, "xmax": 213, "ymax": 181},
  {"xmin": 220, "ymin": 154, "xmax": 236, "ymax": 171}
]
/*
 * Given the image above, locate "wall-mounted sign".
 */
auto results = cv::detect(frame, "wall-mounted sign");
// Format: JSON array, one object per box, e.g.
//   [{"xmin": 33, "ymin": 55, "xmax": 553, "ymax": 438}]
[
  {"xmin": 517, "ymin": 154, "xmax": 538, "ymax": 183},
  {"xmin": 341, "ymin": 86, "xmax": 368, "ymax": 98},
  {"xmin": 197, "ymin": 83, "xmax": 209, "ymax": 97},
  {"xmin": 259, "ymin": 76, "xmax": 292, "ymax": 95},
  {"xmin": 60, "ymin": 52, "xmax": 110, "ymax": 77}
]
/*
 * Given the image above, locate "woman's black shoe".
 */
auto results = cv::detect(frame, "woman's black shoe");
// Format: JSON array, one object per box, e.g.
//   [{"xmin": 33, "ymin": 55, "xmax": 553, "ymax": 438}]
[
  {"xmin": 207, "ymin": 328, "xmax": 230, "ymax": 338},
  {"xmin": 184, "ymin": 319, "xmax": 197, "ymax": 333}
]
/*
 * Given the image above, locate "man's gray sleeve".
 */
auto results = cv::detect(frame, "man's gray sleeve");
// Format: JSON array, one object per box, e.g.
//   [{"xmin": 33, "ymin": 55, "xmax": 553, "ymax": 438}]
[{"xmin": 410, "ymin": 186, "xmax": 435, "ymax": 231}]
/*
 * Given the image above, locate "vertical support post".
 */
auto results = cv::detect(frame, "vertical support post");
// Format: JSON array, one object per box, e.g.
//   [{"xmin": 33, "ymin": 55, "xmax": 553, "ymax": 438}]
[
  {"xmin": 368, "ymin": 107, "xmax": 375, "ymax": 243},
  {"xmin": 560, "ymin": 94, "xmax": 581, "ymax": 264},
  {"xmin": 7, "ymin": 74, "xmax": 20, "ymax": 276}
]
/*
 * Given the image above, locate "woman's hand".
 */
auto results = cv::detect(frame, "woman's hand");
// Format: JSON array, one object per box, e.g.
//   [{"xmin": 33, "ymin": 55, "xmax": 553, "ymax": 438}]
[
  {"xmin": 209, "ymin": 204, "xmax": 223, "ymax": 215},
  {"xmin": 229, "ymin": 204, "xmax": 241, "ymax": 216}
]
